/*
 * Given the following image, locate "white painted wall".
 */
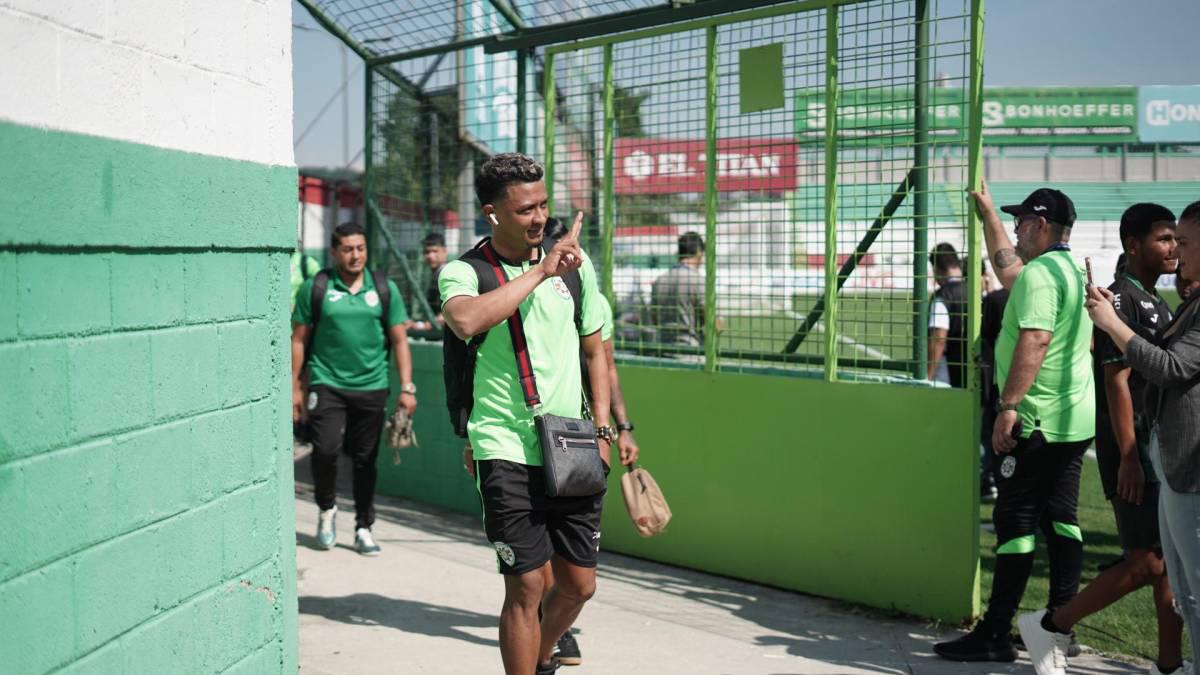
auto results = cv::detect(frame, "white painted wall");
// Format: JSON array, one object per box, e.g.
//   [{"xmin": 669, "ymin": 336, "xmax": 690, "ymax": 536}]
[{"xmin": 0, "ymin": 0, "xmax": 294, "ymax": 167}]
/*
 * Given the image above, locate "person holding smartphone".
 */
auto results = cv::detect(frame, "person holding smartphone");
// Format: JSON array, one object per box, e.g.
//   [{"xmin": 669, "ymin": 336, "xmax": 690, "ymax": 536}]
[{"xmin": 935, "ymin": 185, "xmax": 1095, "ymax": 665}]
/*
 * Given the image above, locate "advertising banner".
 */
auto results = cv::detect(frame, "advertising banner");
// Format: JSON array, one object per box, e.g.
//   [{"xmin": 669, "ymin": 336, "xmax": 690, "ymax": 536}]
[
  {"xmin": 796, "ymin": 86, "xmax": 1138, "ymax": 145},
  {"xmin": 1139, "ymin": 85, "xmax": 1200, "ymax": 144},
  {"xmin": 614, "ymin": 138, "xmax": 798, "ymax": 194}
]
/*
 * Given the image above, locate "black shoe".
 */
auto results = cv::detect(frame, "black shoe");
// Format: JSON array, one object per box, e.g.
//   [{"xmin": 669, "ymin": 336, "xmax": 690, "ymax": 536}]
[
  {"xmin": 1012, "ymin": 630, "xmax": 1082, "ymax": 657},
  {"xmin": 535, "ymin": 658, "xmax": 560, "ymax": 674},
  {"xmin": 554, "ymin": 630, "xmax": 582, "ymax": 666},
  {"xmin": 933, "ymin": 626, "xmax": 1017, "ymax": 662}
]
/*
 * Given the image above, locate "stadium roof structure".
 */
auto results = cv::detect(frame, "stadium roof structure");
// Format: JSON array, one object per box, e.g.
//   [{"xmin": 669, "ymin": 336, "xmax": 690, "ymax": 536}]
[{"xmin": 296, "ymin": 0, "xmax": 807, "ymax": 65}]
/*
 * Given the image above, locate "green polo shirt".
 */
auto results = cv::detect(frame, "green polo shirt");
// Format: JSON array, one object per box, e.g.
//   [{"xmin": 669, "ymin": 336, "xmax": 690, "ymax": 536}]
[
  {"xmin": 995, "ymin": 250, "xmax": 1095, "ymax": 442},
  {"xmin": 292, "ymin": 272, "xmax": 408, "ymax": 391},
  {"xmin": 600, "ymin": 294, "xmax": 614, "ymax": 341},
  {"xmin": 439, "ymin": 253, "xmax": 605, "ymax": 466}
]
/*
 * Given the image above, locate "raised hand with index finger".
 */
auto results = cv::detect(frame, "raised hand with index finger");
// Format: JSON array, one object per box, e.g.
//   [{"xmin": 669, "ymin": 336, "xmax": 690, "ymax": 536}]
[{"xmin": 540, "ymin": 211, "xmax": 585, "ymax": 278}]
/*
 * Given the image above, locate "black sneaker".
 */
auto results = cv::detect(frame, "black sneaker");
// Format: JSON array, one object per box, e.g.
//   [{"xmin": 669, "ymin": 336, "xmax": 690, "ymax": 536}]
[
  {"xmin": 535, "ymin": 658, "xmax": 560, "ymax": 674},
  {"xmin": 1012, "ymin": 630, "xmax": 1082, "ymax": 657},
  {"xmin": 554, "ymin": 631, "xmax": 582, "ymax": 666},
  {"xmin": 933, "ymin": 625, "xmax": 1017, "ymax": 662}
]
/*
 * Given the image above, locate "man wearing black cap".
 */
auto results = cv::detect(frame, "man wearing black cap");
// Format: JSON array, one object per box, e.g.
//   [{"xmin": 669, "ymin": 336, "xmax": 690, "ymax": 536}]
[
  {"xmin": 935, "ymin": 183, "xmax": 1095, "ymax": 666},
  {"xmin": 1018, "ymin": 204, "xmax": 1186, "ymax": 675}
]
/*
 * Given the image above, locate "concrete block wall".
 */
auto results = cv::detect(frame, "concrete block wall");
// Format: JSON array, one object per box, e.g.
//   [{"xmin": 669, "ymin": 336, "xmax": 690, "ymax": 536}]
[{"xmin": 0, "ymin": 1, "xmax": 298, "ymax": 672}]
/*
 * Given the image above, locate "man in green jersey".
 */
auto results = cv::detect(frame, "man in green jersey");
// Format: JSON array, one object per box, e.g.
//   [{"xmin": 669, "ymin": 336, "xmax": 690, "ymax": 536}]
[
  {"xmin": 291, "ymin": 222, "xmax": 418, "ymax": 557},
  {"xmin": 440, "ymin": 153, "xmax": 611, "ymax": 675},
  {"xmin": 935, "ymin": 185, "xmax": 1094, "ymax": 666}
]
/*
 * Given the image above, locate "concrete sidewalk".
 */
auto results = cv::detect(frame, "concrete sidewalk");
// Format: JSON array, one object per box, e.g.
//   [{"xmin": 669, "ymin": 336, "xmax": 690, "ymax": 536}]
[{"xmin": 294, "ymin": 455, "xmax": 1141, "ymax": 674}]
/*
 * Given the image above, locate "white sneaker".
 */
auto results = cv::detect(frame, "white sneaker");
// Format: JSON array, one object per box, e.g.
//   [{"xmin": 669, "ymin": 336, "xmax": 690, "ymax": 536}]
[
  {"xmin": 355, "ymin": 527, "xmax": 381, "ymax": 556},
  {"xmin": 1151, "ymin": 661, "xmax": 1194, "ymax": 675},
  {"xmin": 316, "ymin": 506, "xmax": 337, "ymax": 550},
  {"xmin": 1018, "ymin": 610, "xmax": 1070, "ymax": 675}
]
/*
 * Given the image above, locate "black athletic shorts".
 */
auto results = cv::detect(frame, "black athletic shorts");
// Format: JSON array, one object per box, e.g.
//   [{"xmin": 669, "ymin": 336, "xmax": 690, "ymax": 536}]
[
  {"xmin": 1110, "ymin": 481, "xmax": 1162, "ymax": 552},
  {"xmin": 1096, "ymin": 426, "xmax": 1161, "ymax": 551},
  {"xmin": 476, "ymin": 459, "xmax": 607, "ymax": 575}
]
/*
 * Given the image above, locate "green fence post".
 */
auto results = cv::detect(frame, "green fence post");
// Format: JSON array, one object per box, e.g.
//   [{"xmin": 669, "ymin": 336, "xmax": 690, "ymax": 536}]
[
  {"xmin": 603, "ymin": 44, "xmax": 615, "ymax": 305},
  {"xmin": 544, "ymin": 52, "xmax": 556, "ymax": 207},
  {"xmin": 967, "ymin": 0, "xmax": 986, "ymax": 618},
  {"xmin": 705, "ymin": 25, "xmax": 718, "ymax": 373},
  {"xmin": 966, "ymin": 0, "xmax": 985, "ymax": 398},
  {"xmin": 912, "ymin": 0, "xmax": 930, "ymax": 381},
  {"xmin": 822, "ymin": 6, "xmax": 840, "ymax": 383},
  {"xmin": 517, "ymin": 50, "xmax": 527, "ymax": 154},
  {"xmin": 364, "ymin": 65, "xmax": 376, "ymax": 261}
]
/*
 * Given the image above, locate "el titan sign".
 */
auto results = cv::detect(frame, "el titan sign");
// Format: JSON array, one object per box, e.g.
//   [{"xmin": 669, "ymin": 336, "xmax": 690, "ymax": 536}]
[{"xmin": 615, "ymin": 138, "xmax": 798, "ymax": 195}]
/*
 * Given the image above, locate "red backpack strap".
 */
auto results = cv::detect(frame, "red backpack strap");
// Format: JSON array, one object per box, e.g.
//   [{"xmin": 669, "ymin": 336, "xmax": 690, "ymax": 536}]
[{"xmin": 478, "ymin": 242, "xmax": 542, "ymax": 409}]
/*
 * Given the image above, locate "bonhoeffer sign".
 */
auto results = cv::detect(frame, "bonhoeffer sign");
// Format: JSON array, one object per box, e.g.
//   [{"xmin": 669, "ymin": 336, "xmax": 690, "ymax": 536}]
[
  {"xmin": 796, "ymin": 86, "xmax": 1139, "ymax": 145},
  {"xmin": 614, "ymin": 138, "xmax": 798, "ymax": 194}
]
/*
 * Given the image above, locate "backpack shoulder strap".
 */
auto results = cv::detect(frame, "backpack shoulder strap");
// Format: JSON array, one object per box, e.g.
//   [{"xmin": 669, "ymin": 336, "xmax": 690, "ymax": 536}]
[
  {"xmin": 371, "ymin": 270, "xmax": 392, "ymax": 348},
  {"xmin": 310, "ymin": 270, "xmax": 331, "ymax": 326}
]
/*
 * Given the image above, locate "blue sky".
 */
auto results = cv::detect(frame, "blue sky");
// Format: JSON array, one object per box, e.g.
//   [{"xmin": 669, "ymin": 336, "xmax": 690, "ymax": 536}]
[{"xmin": 292, "ymin": 0, "xmax": 1200, "ymax": 169}]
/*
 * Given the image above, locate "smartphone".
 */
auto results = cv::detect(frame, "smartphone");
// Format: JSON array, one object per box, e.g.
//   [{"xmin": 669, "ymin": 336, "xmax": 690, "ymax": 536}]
[{"xmin": 1084, "ymin": 257, "xmax": 1095, "ymax": 289}]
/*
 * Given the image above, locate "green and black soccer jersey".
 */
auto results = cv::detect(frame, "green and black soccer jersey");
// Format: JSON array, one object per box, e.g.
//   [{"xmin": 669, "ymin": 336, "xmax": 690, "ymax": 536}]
[
  {"xmin": 292, "ymin": 272, "xmax": 409, "ymax": 391},
  {"xmin": 1093, "ymin": 273, "xmax": 1172, "ymax": 499},
  {"xmin": 439, "ymin": 251, "xmax": 605, "ymax": 467}
]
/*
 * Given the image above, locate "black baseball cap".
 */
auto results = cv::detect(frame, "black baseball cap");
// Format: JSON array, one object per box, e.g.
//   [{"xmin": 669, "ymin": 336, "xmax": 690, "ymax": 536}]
[{"xmin": 1000, "ymin": 188, "xmax": 1076, "ymax": 228}]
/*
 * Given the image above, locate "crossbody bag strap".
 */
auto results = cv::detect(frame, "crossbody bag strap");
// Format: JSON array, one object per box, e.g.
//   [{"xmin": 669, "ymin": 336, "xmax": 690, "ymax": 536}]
[{"xmin": 478, "ymin": 242, "xmax": 542, "ymax": 409}]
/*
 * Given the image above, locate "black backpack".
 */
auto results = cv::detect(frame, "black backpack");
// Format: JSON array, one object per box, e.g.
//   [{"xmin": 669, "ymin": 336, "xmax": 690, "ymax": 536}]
[
  {"xmin": 443, "ymin": 237, "xmax": 583, "ymax": 438},
  {"xmin": 308, "ymin": 269, "xmax": 393, "ymax": 354}
]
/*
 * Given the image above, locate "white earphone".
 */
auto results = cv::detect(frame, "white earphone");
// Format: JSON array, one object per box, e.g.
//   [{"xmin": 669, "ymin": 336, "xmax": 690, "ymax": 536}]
[{"xmin": 489, "ymin": 213, "xmax": 499, "ymax": 226}]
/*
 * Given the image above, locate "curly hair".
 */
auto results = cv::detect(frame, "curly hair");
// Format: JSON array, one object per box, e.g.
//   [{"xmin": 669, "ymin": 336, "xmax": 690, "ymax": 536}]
[{"xmin": 474, "ymin": 153, "xmax": 544, "ymax": 206}]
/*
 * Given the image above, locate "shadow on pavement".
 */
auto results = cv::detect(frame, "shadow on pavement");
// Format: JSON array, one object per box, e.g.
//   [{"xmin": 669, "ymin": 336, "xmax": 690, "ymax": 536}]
[{"xmin": 299, "ymin": 594, "xmax": 500, "ymax": 648}]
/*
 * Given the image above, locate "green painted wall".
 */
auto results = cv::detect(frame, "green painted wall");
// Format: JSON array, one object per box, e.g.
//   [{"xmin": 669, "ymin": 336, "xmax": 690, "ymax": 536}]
[
  {"xmin": 381, "ymin": 342, "xmax": 980, "ymax": 621},
  {"xmin": 0, "ymin": 122, "xmax": 299, "ymax": 673}
]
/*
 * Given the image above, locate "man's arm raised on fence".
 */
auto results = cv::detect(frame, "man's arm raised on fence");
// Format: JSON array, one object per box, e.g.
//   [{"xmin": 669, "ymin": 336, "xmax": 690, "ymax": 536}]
[
  {"xmin": 971, "ymin": 180, "xmax": 1025, "ymax": 289},
  {"xmin": 443, "ymin": 213, "xmax": 585, "ymax": 340}
]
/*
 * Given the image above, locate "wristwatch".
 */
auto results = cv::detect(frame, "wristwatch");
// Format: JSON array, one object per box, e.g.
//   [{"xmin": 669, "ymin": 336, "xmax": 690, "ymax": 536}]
[
  {"xmin": 996, "ymin": 399, "xmax": 1019, "ymax": 413},
  {"xmin": 400, "ymin": 382, "xmax": 417, "ymax": 395},
  {"xmin": 616, "ymin": 422, "xmax": 635, "ymax": 433},
  {"xmin": 595, "ymin": 425, "xmax": 616, "ymax": 443}
]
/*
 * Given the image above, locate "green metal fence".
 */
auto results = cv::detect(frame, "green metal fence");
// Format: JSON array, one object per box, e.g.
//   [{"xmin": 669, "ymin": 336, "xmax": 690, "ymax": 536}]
[
  {"xmin": 351, "ymin": 0, "xmax": 984, "ymax": 387},
  {"xmin": 545, "ymin": 0, "xmax": 984, "ymax": 386}
]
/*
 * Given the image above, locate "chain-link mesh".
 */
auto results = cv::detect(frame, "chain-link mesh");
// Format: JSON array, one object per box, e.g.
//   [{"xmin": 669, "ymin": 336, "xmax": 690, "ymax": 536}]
[
  {"xmin": 548, "ymin": 0, "xmax": 978, "ymax": 382},
  {"xmin": 367, "ymin": 34, "xmax": 545, "ymax": 324},
  {"xmin": 358, "ymin": 0, "xmax": 981, "ymax": 382},
  {"xmin": 305, "ymin": 0, "xmax": 667, "ymax": 60}
]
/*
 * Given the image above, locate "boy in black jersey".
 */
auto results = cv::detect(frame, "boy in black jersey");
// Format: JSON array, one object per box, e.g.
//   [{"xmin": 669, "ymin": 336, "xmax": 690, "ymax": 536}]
[{"xmin": 1018, "ymin": 203, "xmax": 1186, "ymax": 675}]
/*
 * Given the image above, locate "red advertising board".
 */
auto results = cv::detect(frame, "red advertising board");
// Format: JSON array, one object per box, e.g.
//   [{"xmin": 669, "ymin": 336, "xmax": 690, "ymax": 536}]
[{"xmin": 614, "ymin": 138, "xmax": 798, "ymax": 194}]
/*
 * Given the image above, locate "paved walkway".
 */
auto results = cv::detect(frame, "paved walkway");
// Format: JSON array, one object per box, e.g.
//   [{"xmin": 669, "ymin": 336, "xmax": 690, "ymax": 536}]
[{"xmin": 294, "ymin": 450, "xmax": 1141, "ymax": 674}]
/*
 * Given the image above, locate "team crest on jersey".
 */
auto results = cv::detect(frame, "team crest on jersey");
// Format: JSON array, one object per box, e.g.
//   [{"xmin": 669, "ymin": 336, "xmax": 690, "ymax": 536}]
[
  {"xmin": 327, "ymin": 290, "xmax": 346, "ymax": 303},
  {"xmin": 493, "ymin": 541, "xmax": 516, "ymax": 567},
  {"xmin": 1000, "ymin": 455, "xmax": 1017, "ymax": 479},
  {"xmin": 365, "ymin": 290, "xmax": 380, "ymax": 307},
  {"xmin": 551, "ymin": 277, "xmax": 572, "ymax": 300}
]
